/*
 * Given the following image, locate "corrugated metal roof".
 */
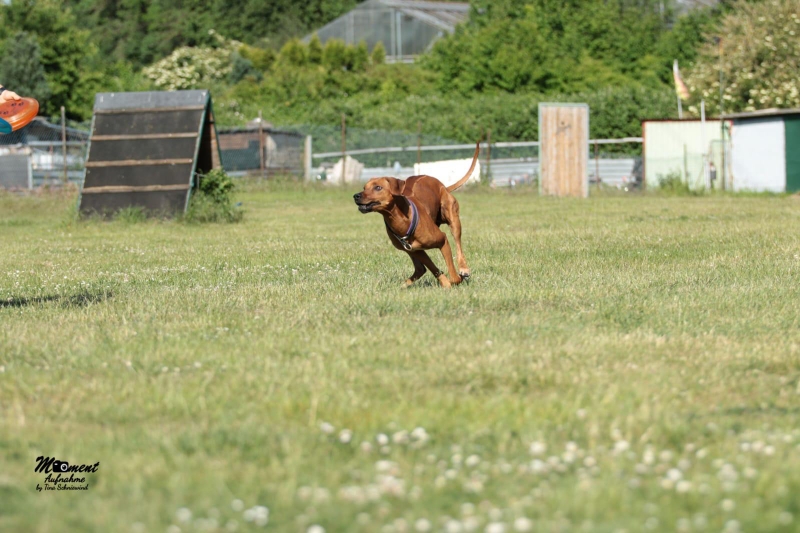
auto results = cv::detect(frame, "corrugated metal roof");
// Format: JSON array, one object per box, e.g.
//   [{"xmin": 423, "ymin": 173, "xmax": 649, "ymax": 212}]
[
  {"xmin": 723, "ymin": 108, "xmax": 800, "ymax": 120},
  {"xmin": 381, "ymin": 0, "xmax": 470, "ymax": 32}
]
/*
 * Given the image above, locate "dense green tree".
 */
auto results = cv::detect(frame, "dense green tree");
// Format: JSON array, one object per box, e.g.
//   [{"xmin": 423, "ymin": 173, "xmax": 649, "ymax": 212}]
[
  {"xmin": 0, "ymin": 32, "xmax": 51, "ymax": 102},
  {"xmin": 423, "ymin": 0, "xmax": 684, "ymax": 95},
  {"xmin": 0, "ymin": 0, "xmax": 100, "ymax": 118},
  {"xmin": 64, "ymin": 0, "xmax": 359, "ymax": 67}
]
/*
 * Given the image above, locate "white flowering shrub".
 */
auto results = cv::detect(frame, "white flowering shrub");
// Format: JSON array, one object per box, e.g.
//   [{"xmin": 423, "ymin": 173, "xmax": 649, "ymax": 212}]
[
  {"xmin": 142, "ymin": 30, "xmax": 240, "ymax": 90},
  {"xmin": 686, "ymin": 0, "xmax": 800, "ymax": 115}
]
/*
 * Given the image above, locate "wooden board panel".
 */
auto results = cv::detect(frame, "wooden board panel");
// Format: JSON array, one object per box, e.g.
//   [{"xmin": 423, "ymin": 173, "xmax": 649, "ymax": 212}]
[
  {"xmin": 79, "ymin": 190, "xmax": 192, "ymax": 216},
  {"xmin": 539, "ymin": 104, "xmax": 589, "ymax": 198},
  {"xmin": 83, "ymin": 163, "xmax": 195, "ymax": 188}
]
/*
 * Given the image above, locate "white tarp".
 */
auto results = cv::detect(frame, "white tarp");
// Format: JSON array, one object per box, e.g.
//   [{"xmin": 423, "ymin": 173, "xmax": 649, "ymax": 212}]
[
  {"xmin": 328, "ymin": 155, "xmax": 364, "ymax": 185},
  {"xmin": 731, "ymin": 118, "xmax": 786, "ymax": 192},
  {"xmin": 413, "ymin": 158, "xmax": 481, "ymax": 189}
]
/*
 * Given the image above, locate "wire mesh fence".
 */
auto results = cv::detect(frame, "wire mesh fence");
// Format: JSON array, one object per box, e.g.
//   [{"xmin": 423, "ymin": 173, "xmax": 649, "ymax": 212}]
[
  {"xmin": 0, "ymin": 117, "xmax": 90, "ymax": 188},
  {"xmin": 1, "ymin": 117, "xmax": 643, "ymax": 191},
  {"xmin": 298, "ymin": 123, "xmax": 642, "ymax": 189}
]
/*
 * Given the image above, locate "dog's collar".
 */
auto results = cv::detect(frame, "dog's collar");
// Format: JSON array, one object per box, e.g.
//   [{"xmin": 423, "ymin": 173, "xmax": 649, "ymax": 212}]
[{"xmin": 385, "ymin": 197, "xmax": 419, "ymax": 252}]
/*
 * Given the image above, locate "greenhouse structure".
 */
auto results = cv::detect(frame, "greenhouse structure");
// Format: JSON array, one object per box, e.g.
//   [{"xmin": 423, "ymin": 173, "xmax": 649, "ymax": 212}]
[{"xmin": 305, "ymin": 0, "xmax": 470, "ymax": 62}]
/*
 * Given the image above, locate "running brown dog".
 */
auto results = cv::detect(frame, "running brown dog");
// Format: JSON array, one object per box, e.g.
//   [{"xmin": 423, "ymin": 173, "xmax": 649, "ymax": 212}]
[{"xmin": 353, "ymin": 143, "xmax": 480, "ymax": 289}]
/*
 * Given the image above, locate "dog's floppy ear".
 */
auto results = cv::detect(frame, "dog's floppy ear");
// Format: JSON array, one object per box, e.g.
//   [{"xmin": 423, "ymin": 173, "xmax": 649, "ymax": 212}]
[{"xmin": 385, "ymin": 177, "xmax": 405, "ymax": 195}]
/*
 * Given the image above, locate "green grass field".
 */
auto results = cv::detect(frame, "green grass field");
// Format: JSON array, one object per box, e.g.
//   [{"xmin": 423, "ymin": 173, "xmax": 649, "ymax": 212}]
[{"xmin": 2, "ymin": 184, "xmax": 799, "ymax": 533}]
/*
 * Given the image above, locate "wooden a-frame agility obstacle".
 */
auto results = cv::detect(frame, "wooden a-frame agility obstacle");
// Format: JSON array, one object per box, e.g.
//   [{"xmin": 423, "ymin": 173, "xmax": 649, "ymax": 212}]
[{"xmin": 79, "ymin": 90, "xmax": 222, "ymax": 217}]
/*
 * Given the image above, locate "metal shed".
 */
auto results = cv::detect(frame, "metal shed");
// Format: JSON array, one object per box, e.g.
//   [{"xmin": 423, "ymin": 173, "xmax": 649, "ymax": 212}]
[
  {"xmin": 305, "ymin": 0, "xmax": 470, "ymax": 62},
  {"xmin": 642, "ymin": 119, "xmax": 730, "ymax": 190},
  {"xmin": 725, "ymin": 109, "xmax": 800, "ymax": 193}
]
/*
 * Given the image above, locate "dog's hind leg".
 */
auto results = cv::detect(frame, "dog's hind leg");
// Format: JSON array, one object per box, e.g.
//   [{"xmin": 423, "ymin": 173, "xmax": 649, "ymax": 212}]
[
  {"xmin": 405, "ymin": 252, "xmax": 427, "ymax": 287},
  {"xmin": 441, "ymin": 195, "xmax": 470, "ymax": 279}
]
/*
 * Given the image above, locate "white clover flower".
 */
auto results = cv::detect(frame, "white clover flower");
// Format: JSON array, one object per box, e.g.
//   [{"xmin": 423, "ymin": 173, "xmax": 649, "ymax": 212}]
[
  {"xmin": 339, "ymin": 429, "xmax": 352, "ymax": 444},
  {"xmin": 513, "ymin": 517, "xmax": 532, "ymax": 532},
  {"xmin": 393, "ymin": 430, "xmax": 409, "ymax": 444},
  {"xmin": 231, "ymin": 499, "xmax": 244, "ymax": 512},
  {"xmin": 667, "ymin": 468, "xmax": 683, "ymax": 481},
  {"xmin": 319, "ymin": 422, "xmax": 334, "ymax": 434},
  {"xmin": 375, "ymin": 460, "xmax": 397, "ymax": 473},
  {"xmin": 176, "ymin": 508, "xmax": 192, "ymax": 523},
  {"xmin": 486, "ymin": 522, "xmax": 505, "ymax": 533},
  {"xmin": 444, "ymin": 519, "xmax": 463, "ymax": 533},
  {"xmin": 676, "ymin": 480, "xmax": 692, "ymax": 493},
  {"xmin": 307, "ymin": 526, "xmax": 325, "ymax": 533},
  {"xmin": 466, "ymin": 455, "xmax": 481, "ymax": 468},
  {"xmin": 613, "ymin": 441, "xmax": 630, "ymax": 454},
  {"xmin": 376, "ymin": 433, "xmax": 390, "ymax": 445},
  {"xmin": 721, "ymin": 499, "xmax": 735, "ymax": 512},
  {"xmin": 415, "ymin": 519, "xmax": 432, "ymax": 532},
  {"xmin": 463, "ymin": 517, "xmax": 481, "ymax": 532},
  {"xmin": 529, "ymin": 442, "xmax": 546, "ymax": 456},
  {"xmin": 724, "ymin": 520, "xmax": 740, "ymax": 532},
  {"xmin": 252, "ymin": 506, "xmax": 269, "ymax": 527},
  {"xmin": 361, "ymin": 441, "xmax": 373, "ymax": 453}
]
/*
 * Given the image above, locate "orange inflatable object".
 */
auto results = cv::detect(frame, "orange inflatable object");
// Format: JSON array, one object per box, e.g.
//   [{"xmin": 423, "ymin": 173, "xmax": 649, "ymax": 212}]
[{"xmin": 0, "ymin": 97, "xmax": 39, "ymax": 134}]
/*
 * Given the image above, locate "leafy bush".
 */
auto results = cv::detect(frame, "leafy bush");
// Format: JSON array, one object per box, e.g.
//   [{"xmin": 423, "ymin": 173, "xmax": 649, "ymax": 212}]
[
  {"xmin": 143, "ymin": 45, "xmax": 234, "ymax": 90},
  {"xmin": 686, "ymin": 0, "xmax": 800, "ymax": 115},
  {"xmin": 322, "ymin": 39, "xmax": 349, "ymax": 71},
  {"xmin": 370, "ymin": 42, "xmax": 386, "ymax": 66},
  {"xmin": 185, "ymin": 169, "xmax": 243, "ymax": 223}
]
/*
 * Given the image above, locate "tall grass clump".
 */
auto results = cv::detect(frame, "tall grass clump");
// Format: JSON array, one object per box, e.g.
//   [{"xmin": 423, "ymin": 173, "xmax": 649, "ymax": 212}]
[{"xmin": 184, "ymin": 169, "xmax": 243, "ymax": 223}]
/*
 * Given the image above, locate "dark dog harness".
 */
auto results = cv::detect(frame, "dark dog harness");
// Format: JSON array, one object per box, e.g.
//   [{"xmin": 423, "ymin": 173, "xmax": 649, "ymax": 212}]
[{"xmin": 385, "ymin": 197, "xmax": 419, "ymax": 252}]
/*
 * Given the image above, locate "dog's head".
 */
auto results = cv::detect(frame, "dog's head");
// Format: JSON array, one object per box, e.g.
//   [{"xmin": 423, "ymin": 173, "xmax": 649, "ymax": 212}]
[{"xmin": 353, "ymin": 177, "xmax": 405, "ymax": 214}]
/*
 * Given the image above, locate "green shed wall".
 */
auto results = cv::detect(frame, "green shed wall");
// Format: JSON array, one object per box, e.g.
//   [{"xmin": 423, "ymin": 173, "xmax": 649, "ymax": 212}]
[{"xmin": 785, "ymin": 116, "xmax": 800, "ymax": 193}]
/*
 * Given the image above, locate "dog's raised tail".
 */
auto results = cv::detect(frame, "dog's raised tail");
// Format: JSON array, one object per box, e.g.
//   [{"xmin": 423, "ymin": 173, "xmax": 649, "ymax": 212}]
[{"xmin": 446, "ymin": 142, "xmax": 481, "ymax": 193}]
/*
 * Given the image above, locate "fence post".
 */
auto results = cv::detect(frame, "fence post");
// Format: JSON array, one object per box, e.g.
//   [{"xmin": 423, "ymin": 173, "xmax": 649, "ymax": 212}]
[
  {"xmin": 594, "ymin": 140, "xmax": 600, "ymax": 185},
  {"xmin": 417, "ymin": 121, "xmax": 422, "ymax": 166},
  {"xmin": 304, "ymin": 135, "xmax": 312, "ymax": 182},
  {"xmin": 485, "ymin": 129, "xmax": 492, "ymax": 183},
  {"xmin": 258, "ymin": 110, "xmax": 265, "ymax": 181},
  {"xmin": 61, "ymin": 106, "xmax": 67, "ymax": 184},
  {"xmin": 341, "ymin": 113, "xmax": 347, "ymax": 183}
]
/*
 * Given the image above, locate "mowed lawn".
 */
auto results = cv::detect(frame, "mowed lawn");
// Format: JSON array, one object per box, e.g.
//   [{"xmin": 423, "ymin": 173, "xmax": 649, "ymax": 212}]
[{"xmin": 1, "ymin": 184, "xmax": 800, "ymax": 533}]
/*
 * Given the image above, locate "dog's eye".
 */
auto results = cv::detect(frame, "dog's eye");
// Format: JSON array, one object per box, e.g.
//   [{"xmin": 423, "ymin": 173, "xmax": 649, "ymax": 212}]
[{"xmin": 374, "ymin": 186, "xmax": 383, "ymax": 192}]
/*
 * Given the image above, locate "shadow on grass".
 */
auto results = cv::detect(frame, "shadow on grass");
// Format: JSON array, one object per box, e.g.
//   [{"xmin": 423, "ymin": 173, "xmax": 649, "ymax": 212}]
[{"xmin": 1, "ymin": 291, "xmax": 113, "ymax": 309}]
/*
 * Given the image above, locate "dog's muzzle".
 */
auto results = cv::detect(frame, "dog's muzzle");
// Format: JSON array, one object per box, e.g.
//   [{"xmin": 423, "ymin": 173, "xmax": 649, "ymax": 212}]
[{"xmin": 353, "ymin": 192, "xmax": 378, "ymax": 213}]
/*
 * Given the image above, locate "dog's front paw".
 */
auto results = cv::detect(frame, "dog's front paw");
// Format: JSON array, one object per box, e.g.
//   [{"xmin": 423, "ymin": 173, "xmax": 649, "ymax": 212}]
[{"xmin": 459, "ymin": 269, "xmax": 471, "ymax": 280}]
